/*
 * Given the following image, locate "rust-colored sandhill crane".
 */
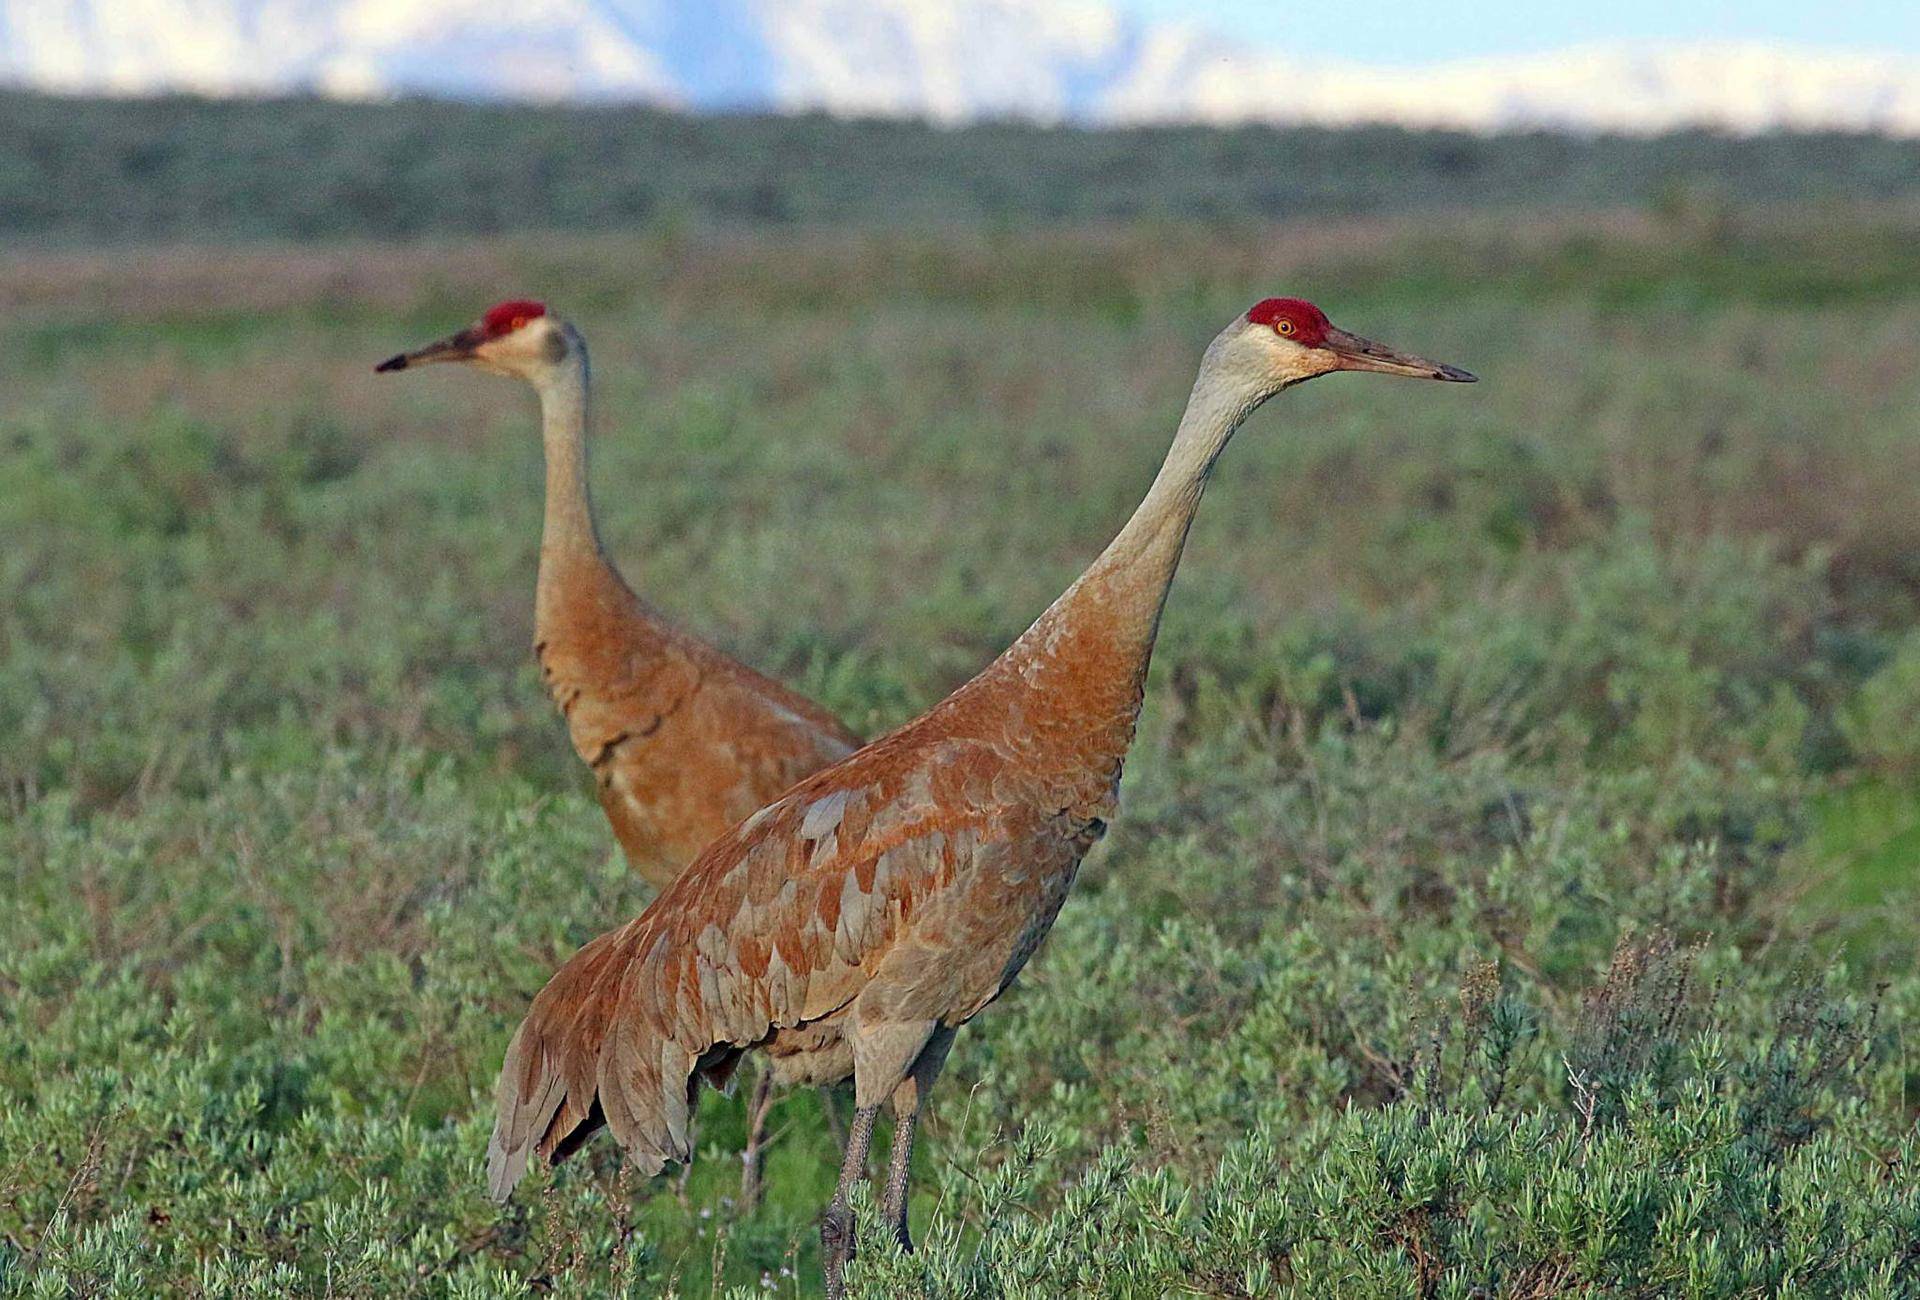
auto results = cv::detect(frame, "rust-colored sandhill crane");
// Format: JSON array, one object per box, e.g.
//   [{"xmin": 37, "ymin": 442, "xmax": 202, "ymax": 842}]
[
  {"xmin": 377, "ymin": 301, "xmax": 861, "ymax": 881},
  {"xmin": 376, "ymin": 301, "xmax": 863, "ymax": 1201},
  {"xmin": 485, "ymin": 298, "xmax": 1475, "ymax": 1296}
]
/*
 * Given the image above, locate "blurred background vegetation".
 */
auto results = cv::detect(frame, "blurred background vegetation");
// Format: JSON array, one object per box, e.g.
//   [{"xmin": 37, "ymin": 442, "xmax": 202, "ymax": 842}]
[
  {"xmin": 4, "ymin": 91, "xmax": 1920, "ymax": 242},
  {"xmin": 2, "ymin": 96, "xmax": 1919, "ymax": 1296}
]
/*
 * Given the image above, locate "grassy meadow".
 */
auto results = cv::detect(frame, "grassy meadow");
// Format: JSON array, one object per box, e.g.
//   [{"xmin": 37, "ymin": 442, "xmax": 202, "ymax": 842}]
[{"xmin": 5, "ymin": 203, "xmax": 1920, "ymax": 1295}]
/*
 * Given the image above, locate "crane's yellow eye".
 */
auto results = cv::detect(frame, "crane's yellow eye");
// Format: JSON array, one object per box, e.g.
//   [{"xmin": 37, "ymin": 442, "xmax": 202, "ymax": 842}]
[
  {"xmin": 1276, "ymin": 320, "xmax": 1295, "ymax": 336},
  {"xmin": 510, "ymin": 316, "xmax": 530, "ymax": 332}
]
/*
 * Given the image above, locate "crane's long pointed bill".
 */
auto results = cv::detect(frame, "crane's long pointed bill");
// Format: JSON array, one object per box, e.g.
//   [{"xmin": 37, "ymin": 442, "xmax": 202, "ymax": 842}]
[
  {"xmin": 374, "ymin": 327, "xmax": 483, "ymax": 374},
  {"xmin": 1325, "ymin": 327, "xmax": 1476, "ymax": 382}
]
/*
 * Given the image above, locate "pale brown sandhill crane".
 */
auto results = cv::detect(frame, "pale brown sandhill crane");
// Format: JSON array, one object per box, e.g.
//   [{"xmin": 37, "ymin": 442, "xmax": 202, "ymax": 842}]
[
  {"xmin": 376, "ymin": 301, "xmax": 863, "ymax": 1202},
  {"xmin": 485, "ymin": 298, "xmax": 1475, "ymax": 1296}
]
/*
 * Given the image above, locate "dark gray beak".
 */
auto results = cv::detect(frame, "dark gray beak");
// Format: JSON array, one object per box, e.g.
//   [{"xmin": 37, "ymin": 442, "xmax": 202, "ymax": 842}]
[
  {"xmin": 1323, "ymin": 325, "xmax": 1477, "ymax": 382},
  {"xmin": 375, "ymin": 325, "xmax": 485, "ymax": 374}
]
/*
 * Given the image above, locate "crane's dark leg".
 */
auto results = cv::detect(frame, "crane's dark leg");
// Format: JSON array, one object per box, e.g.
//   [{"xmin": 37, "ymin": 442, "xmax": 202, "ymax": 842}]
[
  {"xmin": 820, "ymin": 1084, "xmax": 848, "ymax": 1155},
  {"xmin": 821, "ymin": 1103, "xmax": 879, "ymax": 1300},
  {"xmin": 880, "ymin": 1106, "xmax": 918, "ymax": 1250},
  {"xmin": 882, "ymin": 1026, "xmax": 955, "ymax": 1253},
  {"xmin": 737, "ymin": 1062, "xmax": 777, "ymax": 1214}
]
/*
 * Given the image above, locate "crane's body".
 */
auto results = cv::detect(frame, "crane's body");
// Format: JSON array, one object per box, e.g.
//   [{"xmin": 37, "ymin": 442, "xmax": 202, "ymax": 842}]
[
  {"xmin": 493, "ymin": 541, "xmax": 1147, "ymax": 1168},
  {"xmin": 377, "ymin": 301, "xmax": 860, "ymax": 890},
  {"xmin": 482, "ymin": 297, "xmax": 1474, "ymax": 1296},
  {"xmin": 532, "ymin": 532, "xmax": 859, "ymax": 881}
]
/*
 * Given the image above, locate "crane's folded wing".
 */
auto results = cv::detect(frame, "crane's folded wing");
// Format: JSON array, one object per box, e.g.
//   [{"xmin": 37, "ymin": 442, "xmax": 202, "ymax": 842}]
[{"xmin": 485, "ymin": 736, "xmax": 1008, "ymax": 1196}]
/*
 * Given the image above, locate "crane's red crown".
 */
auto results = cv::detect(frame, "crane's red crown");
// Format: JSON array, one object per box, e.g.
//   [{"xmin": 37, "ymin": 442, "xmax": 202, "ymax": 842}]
[
  {"xmin": 1247, "ymin": 297, "xmax": 1330, "ymax": 347},
  {"xmin": 482, "ymin": 299, "xmax": 548, "ymax": 338}
]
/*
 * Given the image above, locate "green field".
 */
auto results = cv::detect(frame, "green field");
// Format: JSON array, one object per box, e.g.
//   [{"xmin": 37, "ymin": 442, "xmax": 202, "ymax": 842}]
[{"xmin": 4, "ymin": 203, "xmax": 1920, "ymax": 1296}]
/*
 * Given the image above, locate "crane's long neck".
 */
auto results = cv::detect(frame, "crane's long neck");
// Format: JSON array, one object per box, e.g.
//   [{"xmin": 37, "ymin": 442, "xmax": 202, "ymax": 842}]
[
  {"xmin": 537, "ymin": 343, "xmax": 598, "ymax": 554},
  {"xmin": 1077, "ymin": 352, "xmax": 1265, "ymax": 626},
  {"xmin": 975, "ymin": 337, "xmax": 1272, "ymax": 783},
  {"xmin": 533, "ymin": 339, "xmax": 616, "ymax": 631}
]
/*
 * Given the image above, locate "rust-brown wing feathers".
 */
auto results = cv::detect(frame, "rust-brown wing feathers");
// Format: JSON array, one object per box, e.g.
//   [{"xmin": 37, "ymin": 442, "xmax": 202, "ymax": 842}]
[
  {"xmin": 492, "ymin": 609, "xmax": 1136, "ymax": 1199},
  {"xmin": 486, "ymin": 730, "xmax": 1038, "ymax": 1198}
]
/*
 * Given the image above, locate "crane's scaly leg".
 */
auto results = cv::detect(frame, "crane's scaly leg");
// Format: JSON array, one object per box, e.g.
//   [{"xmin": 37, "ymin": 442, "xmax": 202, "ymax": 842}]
[
  {"xmin": 820, "ymin": 1084, "xmax": 849, "ymax": 1155},
  {"xmin": 882, "ymin": 1026, "xmax": 954, "ymax": 1254},
  {"xmin": 737, "ymin": 1062, "xmax": 777, "ymax": 1215},
  {"xmin": 880, "ymin": 1105, "xmax": 918, "ymax": 1251},
  {"xmin": 821, "ymin": 1103, "xmax": 879, "ymax": 1300}
]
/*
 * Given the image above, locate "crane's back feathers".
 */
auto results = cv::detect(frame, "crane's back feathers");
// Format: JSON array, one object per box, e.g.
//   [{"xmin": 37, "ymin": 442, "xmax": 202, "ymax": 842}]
[
  {"xmin": 487, "ymin": 622, "xmax": 1125, "ymax": 1196},
  {"xmin": 536, "ymin": 551, "xmax": 860, "ymax": 886}
]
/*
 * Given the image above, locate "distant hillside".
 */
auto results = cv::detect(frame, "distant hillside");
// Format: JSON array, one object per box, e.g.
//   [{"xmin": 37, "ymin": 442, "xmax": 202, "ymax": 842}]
[{"xmin": 4, "ymin": 92, "xmax": 1920, "ymax": 245}]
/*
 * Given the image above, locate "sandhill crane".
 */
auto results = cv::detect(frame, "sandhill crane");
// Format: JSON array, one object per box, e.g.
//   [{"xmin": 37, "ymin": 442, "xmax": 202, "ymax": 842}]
[
  {"xmin": 484, "ymin": 298, "xmax": 1475, "ymax": 1296},
  {"xmin": 376, "ymin": 301, "xmax": 861, "ymax": 881},
  {"xmin": 376, "ymin": 300, "xmax": 863, "ymax": 1202}
]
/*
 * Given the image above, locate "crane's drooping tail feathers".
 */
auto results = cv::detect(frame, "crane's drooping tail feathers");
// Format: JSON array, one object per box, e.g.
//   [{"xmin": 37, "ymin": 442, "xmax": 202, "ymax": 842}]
[{"xmin": 486, "ymin": 924, "xmax": 697, "ymax": 1201}]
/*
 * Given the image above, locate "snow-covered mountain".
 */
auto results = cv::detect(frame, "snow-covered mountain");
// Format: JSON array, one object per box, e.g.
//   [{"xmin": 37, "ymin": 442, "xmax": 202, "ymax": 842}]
[{"xmin": 4, "ymin": 0, "xmax": 1919, "ymax": 135}]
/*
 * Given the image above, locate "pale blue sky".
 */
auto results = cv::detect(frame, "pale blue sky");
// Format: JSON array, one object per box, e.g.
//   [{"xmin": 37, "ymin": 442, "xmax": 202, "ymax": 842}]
[{"xmin": 1112, "ymin": 1, "xmax": 1920, "ymax": 63}]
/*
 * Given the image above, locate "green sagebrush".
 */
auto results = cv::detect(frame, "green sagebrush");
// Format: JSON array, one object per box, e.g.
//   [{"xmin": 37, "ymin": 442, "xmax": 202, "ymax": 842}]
[{"xmin": 4, "ymin": 218, "xmax": 1919, "ymax": 1296}]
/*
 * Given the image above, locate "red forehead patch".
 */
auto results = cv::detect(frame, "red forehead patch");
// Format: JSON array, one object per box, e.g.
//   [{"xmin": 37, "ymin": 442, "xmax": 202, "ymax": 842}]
[
  {"xmin": 481, "ymin": 299, "xmax": 547, "ymax": 338},
  {"xmin": 1247, "ymin": 297, "xmax": 1330, "ymax": 347}
]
